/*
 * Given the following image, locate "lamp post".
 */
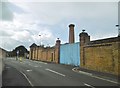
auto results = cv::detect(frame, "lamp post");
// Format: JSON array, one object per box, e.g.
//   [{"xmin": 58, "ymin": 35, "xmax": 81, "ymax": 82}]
[
  {"xmin": 116, "ymin": 24, "xmax": 120, "ymax": 37},
  {"xmin": 39, "ymin": 34, "xmax": 41, "ymax": 46}
]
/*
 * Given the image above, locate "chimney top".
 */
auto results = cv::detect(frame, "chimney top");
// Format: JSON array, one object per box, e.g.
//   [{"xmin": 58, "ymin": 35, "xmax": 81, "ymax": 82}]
[
  {"xmin": 56, "ymin": 38, "xmax": 61, "ymax": 42},
  {"xmin": 69, "ymin": 24, "xmax": 75, "ymax": 27},
  {"xmin": 79, "ymin": 29, "xmax": 89, "ymax": 37},
  {"xmin": 57, "ymin": 38, "xmax": 59, "ymax": 40}
]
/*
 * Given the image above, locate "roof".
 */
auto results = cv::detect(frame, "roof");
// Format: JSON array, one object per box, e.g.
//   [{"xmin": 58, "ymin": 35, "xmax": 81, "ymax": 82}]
[{"xmin": 30, "ymin": 43, "xmax": 37, "ymax": 48}]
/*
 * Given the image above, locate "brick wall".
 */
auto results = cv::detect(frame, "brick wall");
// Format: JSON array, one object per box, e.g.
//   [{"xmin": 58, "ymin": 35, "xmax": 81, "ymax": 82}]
[
  {"xmin": 80, "ymin": 31, "xmax": 120, "ymax": 76},
  {"xmin": 84, "ymin": 42, "xmax": 119, "ymax": 75},
  {"xmin": 0, "ymin": 48, "xmax": 6, "ymax": 59},
  {"xmin": 29, "ymin": 39, "xmax": 60, "ymax": 63}
]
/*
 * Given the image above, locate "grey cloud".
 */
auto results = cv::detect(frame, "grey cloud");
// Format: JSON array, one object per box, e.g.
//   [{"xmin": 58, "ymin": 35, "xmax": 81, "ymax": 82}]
[
  {"xmin": 0, "ymin": 1, "xmax": 118, "ymax": 51},
  {"xmin": 26, "ymin": 2, "xmax": 117, "ymax": 25},
  {"xmin": 0, "ymin": 37, "xmax": 31, "ymax": 51},
  {"xmin": 0, "ymin": 37, "xmax": 20, "ymax": 51},
  {"xmin": 0, "ymin": 1, "xmax": 25, "ymax": 21},
  {"xmin": 8, "ymin": 2, "xmax": 25, "ymax": 14},
  {"xmin": 0, "ymin": 30, "xmax": 12, "ymax": 37},
  {"xmin": 1, "ymin": 2, "xmax": 14, "ymax": 21}
]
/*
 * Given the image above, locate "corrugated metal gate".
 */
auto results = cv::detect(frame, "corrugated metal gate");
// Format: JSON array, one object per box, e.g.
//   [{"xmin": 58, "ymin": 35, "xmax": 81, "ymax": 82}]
[{"xmin": 60, "ymin": 42, "xmax": 80, "ymax": 66}]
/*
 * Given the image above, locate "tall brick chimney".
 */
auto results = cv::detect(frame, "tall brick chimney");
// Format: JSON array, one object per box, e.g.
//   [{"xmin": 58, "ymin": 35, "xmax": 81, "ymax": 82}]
[{"xmin": 69, "ymin": 24, "xmax": 75, "ymax": 43}]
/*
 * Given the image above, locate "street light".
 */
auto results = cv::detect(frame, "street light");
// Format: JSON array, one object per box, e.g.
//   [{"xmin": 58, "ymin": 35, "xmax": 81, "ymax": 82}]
[
  {"xmin": 116, "ymin": 24, "xmax": 120, "ymax": 37},
  {"xmin": 39, "ymin": 34, "xmax": 41, "ymax": 46}
]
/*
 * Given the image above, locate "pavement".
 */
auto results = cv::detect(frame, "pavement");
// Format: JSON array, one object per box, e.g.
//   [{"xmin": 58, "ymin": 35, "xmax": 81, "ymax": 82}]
[
  {"xmin": 73, "ymin": 67, "xmax": 120, "ymax": 86},
  {"xmin": 2, "ymin": 57, "xmax": 120, "ymax": 87}
]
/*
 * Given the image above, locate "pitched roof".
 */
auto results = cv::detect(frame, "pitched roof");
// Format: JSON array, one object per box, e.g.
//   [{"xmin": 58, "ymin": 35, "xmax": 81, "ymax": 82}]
[{"xmin": 30, "ymin": 43, "xmax": 37, "ymax": 48}]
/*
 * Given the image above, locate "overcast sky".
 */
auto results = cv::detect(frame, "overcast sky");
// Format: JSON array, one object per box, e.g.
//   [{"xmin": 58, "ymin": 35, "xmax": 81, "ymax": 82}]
[{"xmin": 0, "ymin": 0, "xmax": 119, "ymax": 51}]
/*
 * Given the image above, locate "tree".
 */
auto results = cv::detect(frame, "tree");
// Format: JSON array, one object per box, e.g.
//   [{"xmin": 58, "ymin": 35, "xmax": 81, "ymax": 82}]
[
  {"xmin": 8, "ymin": 45, "xmax": 29, "ymax": 57},
  {"xmin": 14, "ymin": 45, "xmax": 29, "ymax": 57}
]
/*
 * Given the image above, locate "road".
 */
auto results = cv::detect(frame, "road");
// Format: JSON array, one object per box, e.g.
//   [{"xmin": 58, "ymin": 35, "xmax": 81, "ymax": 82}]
[{"xmin": 2, "ymin": 57, "xmax": 119, "ymax": 87}]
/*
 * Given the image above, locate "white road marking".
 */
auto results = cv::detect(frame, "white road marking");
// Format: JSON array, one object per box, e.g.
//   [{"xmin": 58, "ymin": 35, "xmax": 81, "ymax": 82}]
[
  {"xmin": 25, "ymin": 59, "xmax": 47, "ymax": 65},
  {"xmin": 39, "ymin": 66, "xmax": 42, "ymax": 67},
  {"xmin": 6, "ymin": 67, "xmax": 10, "ymax": 69},
  {"xmin": 28, "ymin": 64, "xmax": 33, "ymax": 66},
  {"xmin": 79, "ymin": 71, "xmax": 92, "ymax": 76},
  {"xmin": 34, "ymin": 66, "xmax": 38, "ymax": 67},
  {"xmin": 84, "ymin": 83, "xmax": 95, "ymax": 88},
  {"xmin": 28, "ymin": 63, "xmax": 42, "ymax": 68},
  {"xmin": 20, "ymin": 71, "xmax": 34, "ymax": 86},
  {"xmin": 72, "ymin": 67, "xmax": 77, "ymax": 72},
  {"xmin": 26, "ymin": 70, "xmax": 32, "ymax": 72},
  {"xmin": 72, "ymin": 68, "xmax": 92, "ymax": 76},
  {"xmin": 72, "ymin": 67, "xmax": 119, "ymax": 84},
  {"xmin": 39, "ymin": 61, "xmax": 47, "ymax": 64},
  {"xmin": 90, "ymin": 75, "xmax": 119, "ymax": 84},
  {"xmin": 45, "ymin": 68, "xmax": 65, "ymax": 77}
]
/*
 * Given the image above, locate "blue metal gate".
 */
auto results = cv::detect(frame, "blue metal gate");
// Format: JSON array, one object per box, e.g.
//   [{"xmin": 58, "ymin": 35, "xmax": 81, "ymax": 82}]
[{"xmin": 60, "ymin": 42, "xmax": 80, "ymax": 66}]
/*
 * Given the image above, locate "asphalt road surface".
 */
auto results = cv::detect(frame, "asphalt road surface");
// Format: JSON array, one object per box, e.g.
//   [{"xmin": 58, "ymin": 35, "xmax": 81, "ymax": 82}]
[
  {"xmin": 2, "ymin": 57, "xmax": 119, "ymax": 87},
  {"xmin": 2, "ymin": 64, "xmax": 31, "ymax": 86}
]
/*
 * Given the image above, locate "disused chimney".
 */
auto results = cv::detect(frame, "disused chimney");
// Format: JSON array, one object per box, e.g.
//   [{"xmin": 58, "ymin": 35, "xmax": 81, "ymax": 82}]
[{"xmin": 69, "ymin": 24, "xmax": 75, "ymax": 43}]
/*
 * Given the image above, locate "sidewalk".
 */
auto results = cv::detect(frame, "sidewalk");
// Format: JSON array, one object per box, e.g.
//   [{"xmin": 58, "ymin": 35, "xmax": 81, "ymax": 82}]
[{"xmin": 73, "ymin": 67, "xmax": 120, "ymax": 85}]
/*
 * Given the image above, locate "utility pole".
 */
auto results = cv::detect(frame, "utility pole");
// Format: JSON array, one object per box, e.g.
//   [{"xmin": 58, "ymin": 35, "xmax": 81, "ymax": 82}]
[{"xmin": 39, "ymin": 35, "xmax": 41, "ymax": 46}]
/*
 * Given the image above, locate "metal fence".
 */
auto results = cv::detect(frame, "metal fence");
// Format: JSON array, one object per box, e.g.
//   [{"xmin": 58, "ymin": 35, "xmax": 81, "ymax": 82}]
[{"xmin": 60, "ymin": 42, "xmax": 80, "ymax": 66}]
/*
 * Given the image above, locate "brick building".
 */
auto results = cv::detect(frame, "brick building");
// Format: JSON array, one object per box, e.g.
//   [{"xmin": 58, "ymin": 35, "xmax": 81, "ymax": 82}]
[{"xmin": 29, "ymin": 38, "xmax": 61, "ymax": 63}]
